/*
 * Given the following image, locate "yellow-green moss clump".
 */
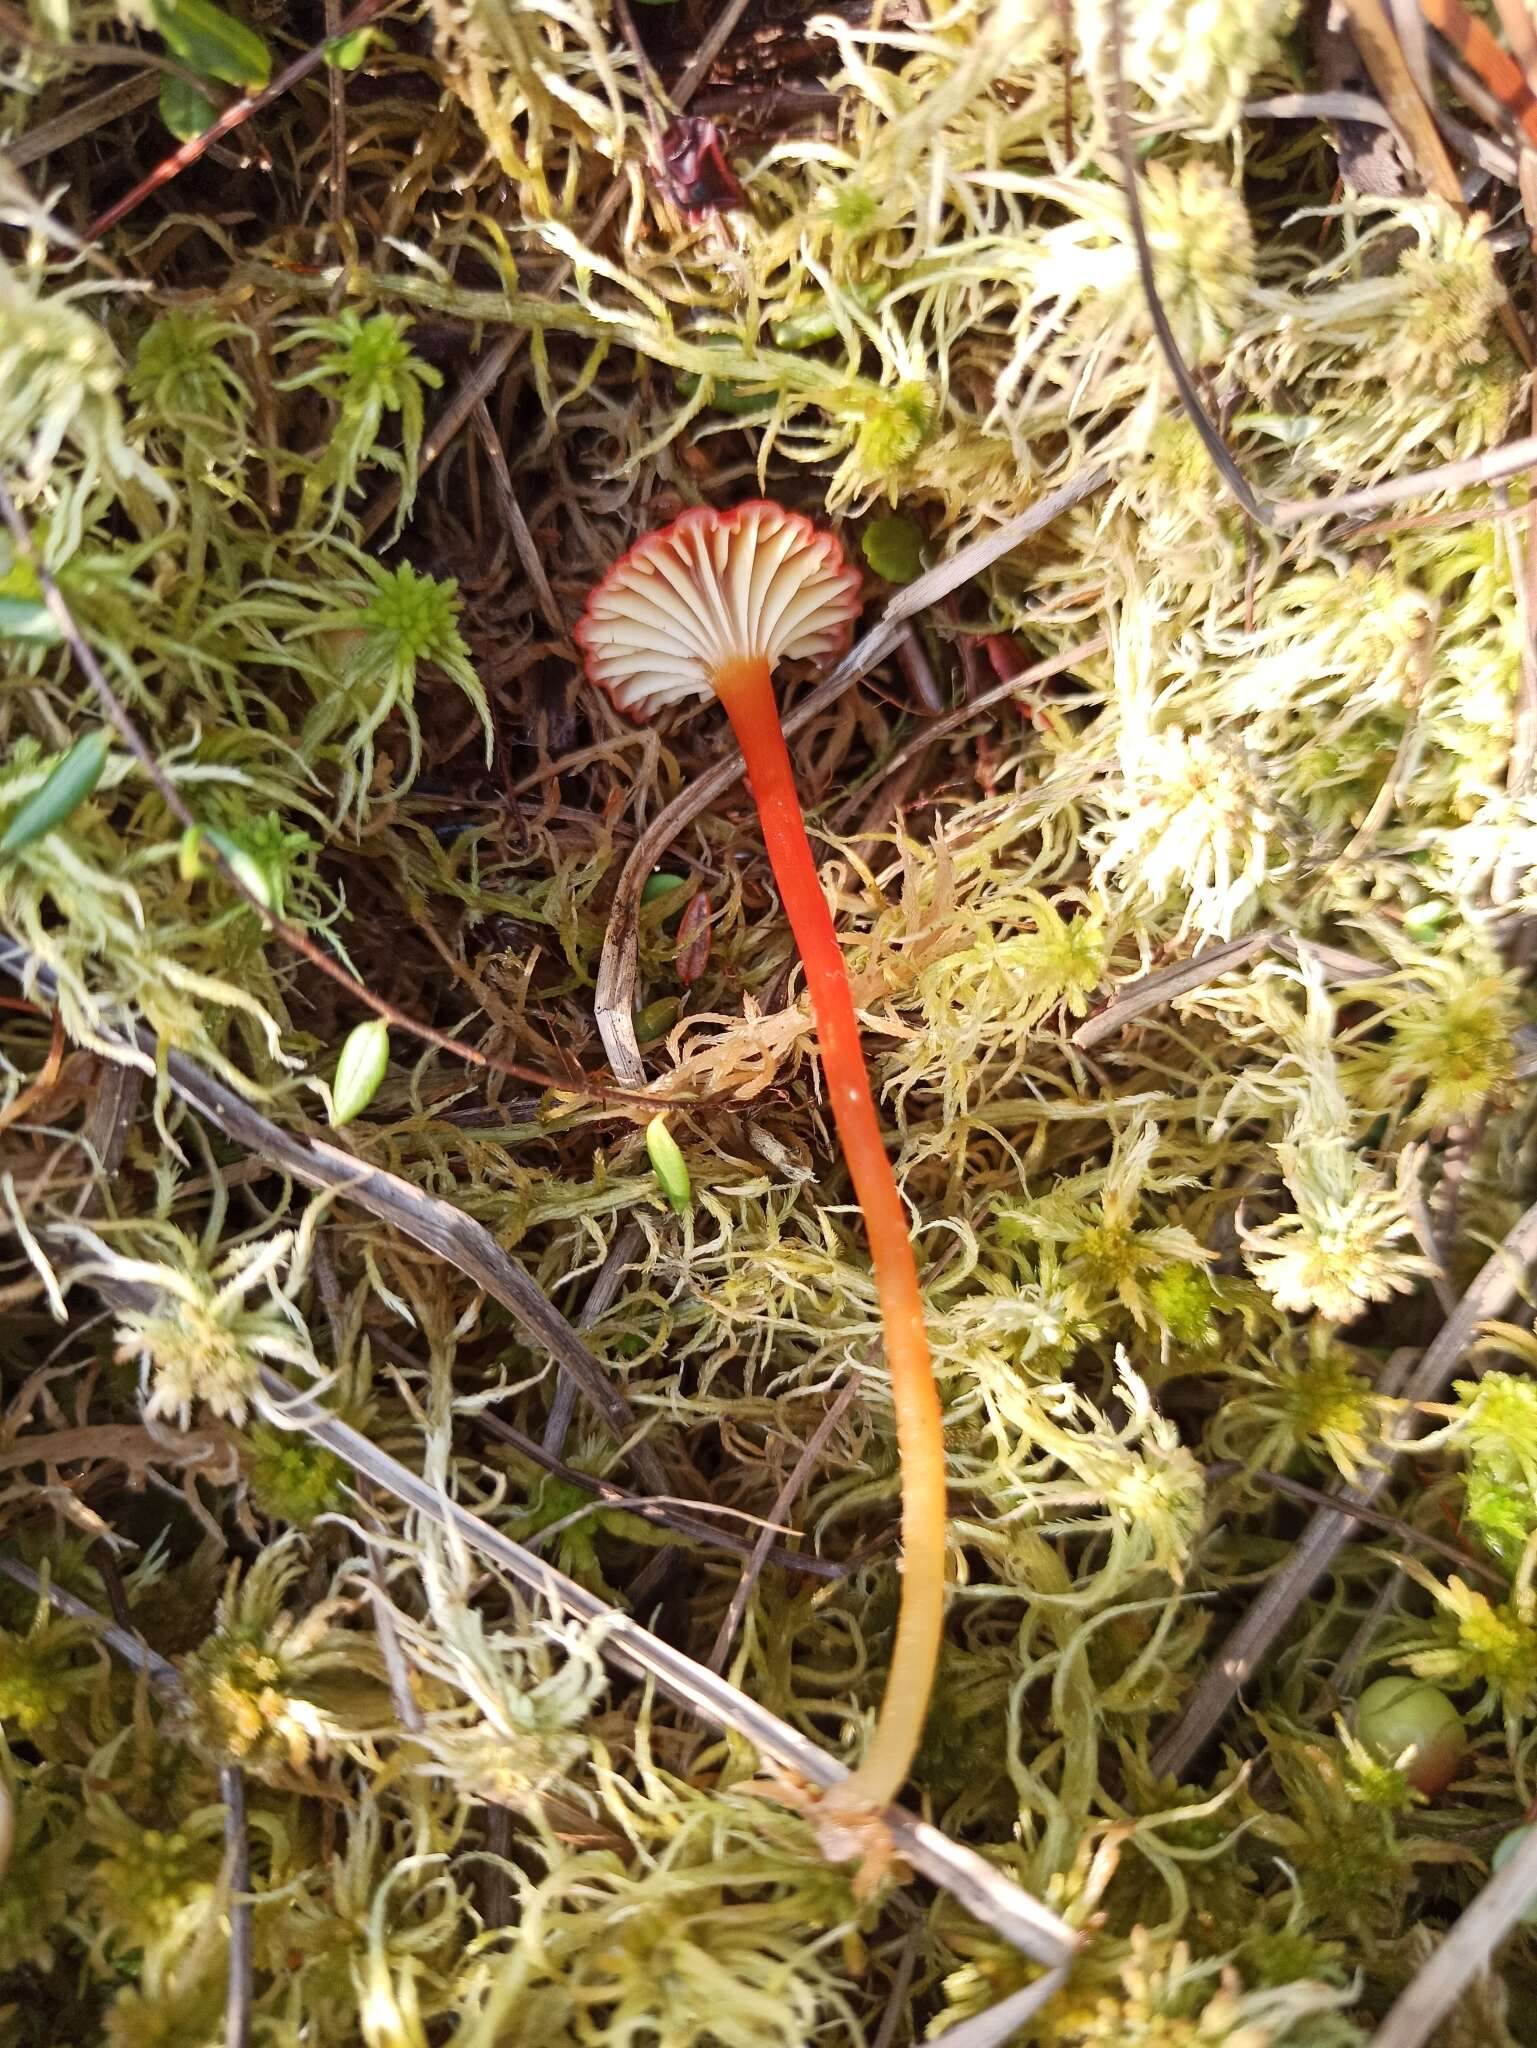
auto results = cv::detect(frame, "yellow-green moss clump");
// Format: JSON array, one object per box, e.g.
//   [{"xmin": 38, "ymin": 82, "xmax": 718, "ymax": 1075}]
[{"xmin": 3, "ymin": 0, "xmax": 1537, "ymax": 2041}]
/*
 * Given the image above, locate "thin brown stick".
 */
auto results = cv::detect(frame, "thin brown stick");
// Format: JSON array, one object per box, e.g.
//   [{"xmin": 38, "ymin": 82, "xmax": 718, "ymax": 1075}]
[
  {"xmin": 0, "ymin": 1555, "xmax": 182, "ymax": 1689},
  {"xmin": 669, "ymin": 0, "xmax": 754, "ymax": 103},
  {"xmin": 541, "ymin": 1221, "xmax": 645, "ymax": 1457},
  {"xmin": 1153, "ymin": 1200, "xmax": 1537, "ymax": 1778},
  {"xmin": 477, "ymin": 1407, "xmax": 843, "ymax": 1580},
  {"xmin": 1205, "ymin": 1461, "xmax": 1505, "ymax": 1585},
  {"xmin": 83, "ymin": 0, "xmax": 395, "ymax": 240},
  {"xmin": 471, "ymin": 401, "xmax": 571, "ymax": 645},
  {"xmin": 1367, "ymin": 1821, "xmax": 1537, "ymax": 2047},
  {"xmin": 219, "ymin": 1763, "xmax": 253, "ymax": 2048},
  {"xmin": 254, "ymin": 1367, "xmax": 1080, "ymax": 1965},
  {"xmin": 1271, "ymin": 433, "xmax": 1537, "ymax": 522},
  {"xmin": 1106, "ymin": 0, "xmax": 1272, "ymax": 527},
  {"xmin": 593, "ymin": 466, "xmax": 1111, "ymax": 1084},
  {"xmin": 709, "ymin": 1378, "xmax": 860, "ymax": 1671},
  {"xmin": 4, "ymin": 73, "xmax": 160, "ymax": 169},
  {"xmin": 1071, "ymin": 933, "xmax": 1274, "ymax": 1050},
  {"xmin": 323, "ymin": 0, "xmax": 347, "ymax": 236},
  {"xmin": 0, "ymin": 936, "xmax": 671, "ymax": 1495},
  {"xmin": 831, "ymin": 635, "xmax": 1105, "ymax": 835}
]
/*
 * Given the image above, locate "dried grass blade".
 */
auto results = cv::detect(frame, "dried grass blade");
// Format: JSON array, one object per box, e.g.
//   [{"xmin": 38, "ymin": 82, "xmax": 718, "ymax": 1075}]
[
  {"xmin": 1367, "ymin": 1821, "xmax": 1537, "ymax": 2047},
  {"xmin": 1153, "ymin": 1197, "xmax": 1537, "ymax": 1778},
  {"xmin": 256, "ymin": 1367, "xmax": 1079, "ymax": 1966},
  {"xmin": 0, "ymin": 939, "xmax": 670, "ymax": 1495}
]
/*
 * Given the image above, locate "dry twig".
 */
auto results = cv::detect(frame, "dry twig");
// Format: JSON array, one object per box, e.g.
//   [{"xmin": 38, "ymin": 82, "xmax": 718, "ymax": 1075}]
[
  {"xmin": 0, "ymin": 937, "xmax": 671, "ymax": 1495},
  {"xmin": 1153, "ymin": 1200, "xmax": 1537, "ymax": 1777},
  {"xmin": 1367, "ymin": 1821, "xmax": 1537, "ymax": 2047},
  {"xmin": 257, "ymin": 1367, "xmax": 1080, "ymax": 1967}
]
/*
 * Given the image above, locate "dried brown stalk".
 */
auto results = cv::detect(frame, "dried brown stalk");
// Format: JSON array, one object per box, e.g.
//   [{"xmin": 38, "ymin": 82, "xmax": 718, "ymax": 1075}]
[
  {"xmin": 0, "ymin": 937, "xmax": 670, "ymax": 1495},
  {"xmin": 1153, "ymin": 1199, "xmax": 1537, "ymax": 1778}
]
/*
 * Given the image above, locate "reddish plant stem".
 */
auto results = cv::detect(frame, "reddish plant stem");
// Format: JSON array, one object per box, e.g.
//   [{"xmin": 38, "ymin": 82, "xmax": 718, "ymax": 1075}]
[{"xmin": 715, "ymin": 655, "xmax": 945, "ymax": 1810}]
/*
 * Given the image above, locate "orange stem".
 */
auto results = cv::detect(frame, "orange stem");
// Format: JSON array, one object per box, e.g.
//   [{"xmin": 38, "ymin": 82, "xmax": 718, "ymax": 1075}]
[{"xmin": 716, "ymin": 655, "xmax": 946, "ymax": 1810}]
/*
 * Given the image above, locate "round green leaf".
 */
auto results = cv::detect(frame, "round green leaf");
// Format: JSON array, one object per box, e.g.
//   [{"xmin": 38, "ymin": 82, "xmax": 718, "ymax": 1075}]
[
  {"xmin": 158, "ymin": 72, "xmax": 221, "ymax": 142},
  {"xmin": 861, "ymin": 515, "xmax": 926, "ymax": 585}
]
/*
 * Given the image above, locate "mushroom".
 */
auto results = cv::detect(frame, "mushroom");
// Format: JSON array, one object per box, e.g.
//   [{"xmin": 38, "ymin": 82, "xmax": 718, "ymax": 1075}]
[{"xmin": 577, "ymin": 500, "xmax": 946, "ymax": 1822}]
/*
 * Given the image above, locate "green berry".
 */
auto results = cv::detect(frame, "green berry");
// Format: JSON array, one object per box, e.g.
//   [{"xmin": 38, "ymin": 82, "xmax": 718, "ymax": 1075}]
[{"xmin": 1356, "ymin": 1676, "xmax": 1467, "ymax": 1796}]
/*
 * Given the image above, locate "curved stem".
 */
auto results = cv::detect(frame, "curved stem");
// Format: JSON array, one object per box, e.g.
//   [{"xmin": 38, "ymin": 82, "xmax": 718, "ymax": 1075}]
[{"xmin": 716, "ymin": 656, "xmax": 946, "ymax": 1810}]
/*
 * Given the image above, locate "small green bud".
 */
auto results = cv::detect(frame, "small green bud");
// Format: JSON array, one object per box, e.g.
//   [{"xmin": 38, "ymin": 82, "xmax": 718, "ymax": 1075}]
[
  {"xmin": 324, "ymin": 24, "xmax": 387, "ymax": 67},
  {"xmin": 0, "ymin": 729, "xmax": 109, "ymax": 855},
  {"xmin": 642, "ymin": 872, "xmax": 689, "ymax": 906},
  {"xmin": 204, "ymin": 828, "xmax": 277, "ymax": 911},
  {"xmin": 645, "ymin": 1114, "xmax": 692, "ymax": 1215},
  {"xmin": 1402, "ymin": 898, "xmax": 1452, "ymax": 940},
  {"xmin": 1356, "ymin": 1676, "xmax": 1467, "ymax": 1796},
  {"xmin": 633, "ymin": 998, "xmax": 679, "ymax": 1045},
  {"xmin": 177, "ymin": 823, "xmax": 210, "ymax": 881},
  {"xmin": 861, "ymin": 515, "xmax": 926, "ymax": 585},
  {"xmin": 330, "ymin": 1019, "xmax": 390, "ymax": 1128},
  {"xmin": 673, "ymin": 372, "xmax": 774, "ymax": 417},
  {"xmin": 771, "ymin": 279, "xmax": 886, "ymax": 349},
  {"xmin": 1491, "ymin": 1826, "xmax": 1537, "ymax": 1924}
]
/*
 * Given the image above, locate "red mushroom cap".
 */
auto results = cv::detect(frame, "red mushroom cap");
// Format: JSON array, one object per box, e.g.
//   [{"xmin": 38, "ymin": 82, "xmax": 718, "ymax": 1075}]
[{"xmin": 575, "ymin": 501, "xmax": 862, "ymax": 719}]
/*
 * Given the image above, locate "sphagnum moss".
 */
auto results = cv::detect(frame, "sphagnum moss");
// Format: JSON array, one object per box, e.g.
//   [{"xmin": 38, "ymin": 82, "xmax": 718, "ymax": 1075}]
[{"xmin": 4, "ymin": 0, "xmax": 1537, "ymax": 2041}]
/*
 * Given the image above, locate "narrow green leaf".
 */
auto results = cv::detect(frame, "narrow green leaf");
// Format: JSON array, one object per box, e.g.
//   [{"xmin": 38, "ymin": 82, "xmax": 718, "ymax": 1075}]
[
  {"xmin": 0, "ymin": 730, "xmax": 110, "ymax": 855},
  {"xmin": 645, "ymin": 1114, "xmax": 692, "ymax": 1216},
  {"xmin": 330, "ymin": 1019, "xmax": 390, "ymax": 1128},
  {"xmin": 177, "ymin": 824, "xmax": 210, "ymax": 882},
  {"xmin": 771, "ymin": 279, "xmax": 886, "ymax": 350},
  {"xmin": 151, "ymin": 0, "xmax": 271, "ymax": 89},
  {"xmin": 158, "ymin": 72, "xmax": 221, "ymax": 141}
]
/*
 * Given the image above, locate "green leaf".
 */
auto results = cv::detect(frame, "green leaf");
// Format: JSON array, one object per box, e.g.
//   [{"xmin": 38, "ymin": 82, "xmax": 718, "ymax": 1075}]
[
  {"xmin": 177, "ymin": 824, "xmax": 211, "ymax": 882},
  {"xmin": 324, "ymin": 24, "xmax": 388, "ymax": 68},
  {"xmin": 330, "ymin": 1019, "xmax": 390, "ymax": 1128},
  {"xmin": 861, "ymin": 515, "xmax": 925, "ymax": 585},
  {"xmin": 645, "ymin": 1114, "xmax": 692, "ymax": 1216},
  {"xmin": 158, "ymin": 73, "xmax": 221, "ymax": 141},
  {"xmin": 771, "ymin": 278, "xmax": 887, "ymax": 350},
  {"xmin": 151, "ymin": 0, "xmax": 271, "ymax": 89},
  {"xmin": 0, "ymin": 559, "xmax": 59, "ymax": 643},
  {"xmin": 0, "ymin": 730, "xmax": 110, "ymax": 856},
  {"xmin": 0, "ymin": 595, "xmax": 60, "ymax": 643},
  {"xmin": 204, "ymin": 827, "xmax": 278, "ymax": 911}
]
